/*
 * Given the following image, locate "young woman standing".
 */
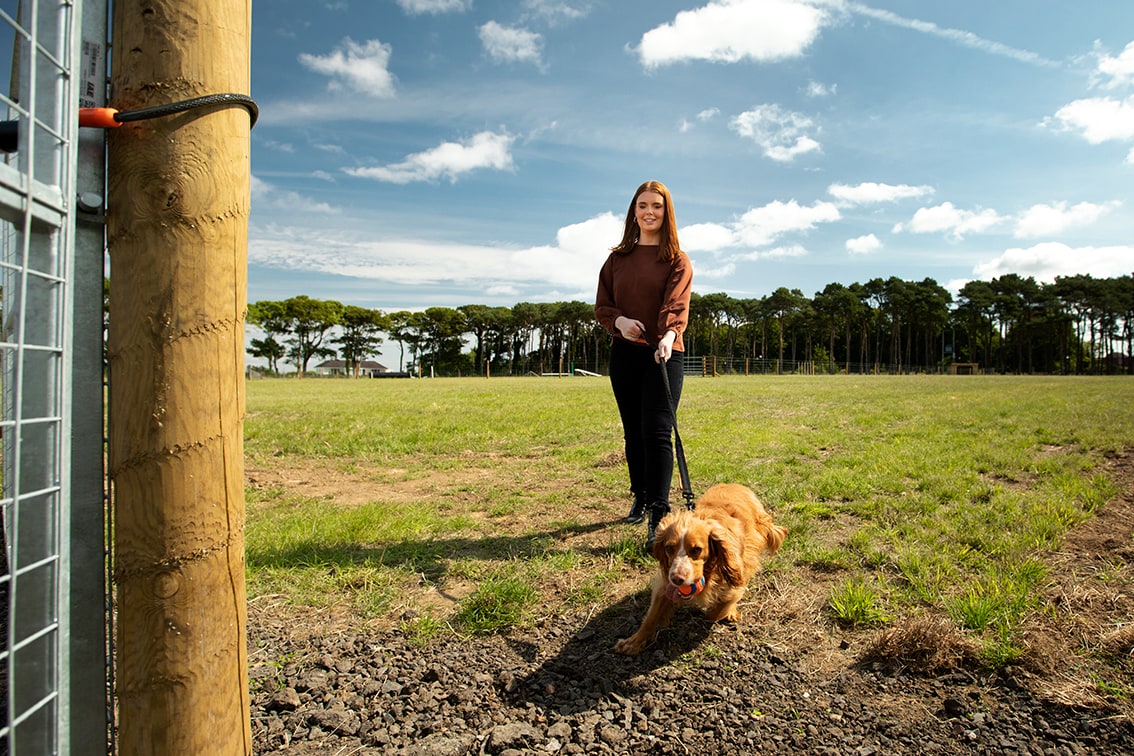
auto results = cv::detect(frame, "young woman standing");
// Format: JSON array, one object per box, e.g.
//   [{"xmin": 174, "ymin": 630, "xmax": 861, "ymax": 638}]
[{"xmin": 595, "ymin": 180, "xmax": 693, "ymax": 547}]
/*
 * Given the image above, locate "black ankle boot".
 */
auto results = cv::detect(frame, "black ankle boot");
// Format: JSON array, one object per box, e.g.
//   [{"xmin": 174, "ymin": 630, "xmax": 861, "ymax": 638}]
[
  {"xmin": 645, "ymin": 501, "xmax": 671, "ymax": 549},
  {"xmin": 625, "ymin": 491, "xmax": 647, "ymax": 524}
]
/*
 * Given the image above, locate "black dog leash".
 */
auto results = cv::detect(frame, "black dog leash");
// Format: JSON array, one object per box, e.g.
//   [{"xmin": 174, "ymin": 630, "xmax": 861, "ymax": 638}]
[{"xmin": 653, "ymin": 343, "xmax": 696, "ymax": 511}]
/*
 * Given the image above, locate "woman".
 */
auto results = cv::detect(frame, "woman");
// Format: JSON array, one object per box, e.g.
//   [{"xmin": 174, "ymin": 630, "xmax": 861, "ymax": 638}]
[{"xmin": 595, "ymin": 180, "xmax": 693, "ymax": 547}]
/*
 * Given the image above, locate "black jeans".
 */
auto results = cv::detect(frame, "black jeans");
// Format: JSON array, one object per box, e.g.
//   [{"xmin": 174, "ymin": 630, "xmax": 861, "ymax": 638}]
[{"xmin": 608, "ymin": 338, "xmax": 684, "ymax": 505}]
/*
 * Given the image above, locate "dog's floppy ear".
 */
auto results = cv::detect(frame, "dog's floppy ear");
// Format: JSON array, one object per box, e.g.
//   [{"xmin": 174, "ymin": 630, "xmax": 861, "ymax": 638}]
[
  {"xmin": 707, "ymin": 522, "xmax": 744, "ymax": 586},
  {"xmin": 651, "ymin": 521, "xmax": 672, "ymax": 566},
  {"xmin": 763, "ymin": 523, "xmax": 788, "ymax": 556}
]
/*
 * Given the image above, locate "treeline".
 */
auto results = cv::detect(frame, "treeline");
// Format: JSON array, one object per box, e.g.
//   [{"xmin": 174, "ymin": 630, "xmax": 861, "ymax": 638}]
[{"xmin": 246, "ymin": 273, "xmax": 1134, "ymax": 377}]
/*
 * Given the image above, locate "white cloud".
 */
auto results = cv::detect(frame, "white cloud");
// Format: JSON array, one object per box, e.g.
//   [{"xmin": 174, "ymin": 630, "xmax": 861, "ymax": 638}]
[
  {"xmin": 636, "ymin": 0, "xmax": 828, "ymax": 68},
  {"xmin": 680, "ymin": 222, "xmax": 737, "ymax": 252},
  {"xmin": 299, "ymin": 39, "xmax": 397, "ymax": 98},
  {"xmin": 484, "ymin": 283, "xmax": 521, "ymax": 298},
  {"xmin": 943, "ymin": 278, "xmax": 972, "ymax": 297},
  {"xmin": 730, "ymin": 104, "xmax": 821, "ymax": 161},
  {"xmin": 678, "ymin": 108, "xmax": 721, "ymax": 133},
  {"xmin": 394, "ymin": 0, "xmax": 470, "ymax": 14},
  {"xmin": 894, "ymin": 202, "xmax": 1006, "ymax": 240},
  {"xmin": 828, "ymin": 182, "xmax": 934, "ymax": 204},
  {"xmin": 674, "ymin": 200, "xmax": 839, "ymax": 252},
  {"xmin": 262, "ymin": 139, "xmax": 295, "ymax": 154},
  {"xmin": 1013, "ymin": 200, "xmax": 1121, "ymax": 239},
  {"xmin": 846, "ymin": 234, "xmax": 881, "ymax": 255},
  {"xmin": 805, "ymin": 80, "xmax": 836, "ymax": 97},
  {"xmin": 844, "ymin": 2, "xmax": 1056, "ymax": 67},
  {"xmin": 1093, "ymin": 40, "xmax": 1134, "ymax": 90},
  {"xmin": 973, "ymin": 242, "xmax": 1134, "ymax": 283},
  {"xmin": 479, "ymin": 22, "xmax": 544, "ymax": 66},
  {"xmin": 249, "ymin": 213, "xmax": 619, "ymax": 294},
  {"xmin": 1046, "ymin": 94, "xmax": 1134, "ymax": 144},
  {"xmin": 553, "ymin": 213, "xmax": 623, "ymax": 263},
  {"xmin": 521, "ymin": 0, "xmax": 590, "ymax": 26},
  {"xmin": 734, "ymin": 200, "xmax": 840, "ymax": 247},
  {"xmin": 251, "ymin": 176, "xmax": 339, "ymax": 215},
  {"xmin": 754, "ymin": 244, "xmax": 808, "ymax": 260},
  {"xmin": 727, "ymin": 244, "xmax": 809, "ymax": 263},
  {"xmin": 344, "ymin": 131, "xmax": 515, "ymax": 184},
  {"xmin": 695, "ymin": 262, "xmax": 738, "ymax": 279}
]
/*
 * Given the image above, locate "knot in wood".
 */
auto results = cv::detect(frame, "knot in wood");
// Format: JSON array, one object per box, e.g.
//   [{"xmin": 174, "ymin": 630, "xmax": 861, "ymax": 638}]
[{"xmin": 153, "ymin": 571, "xmax": 181, "ymax": 599}]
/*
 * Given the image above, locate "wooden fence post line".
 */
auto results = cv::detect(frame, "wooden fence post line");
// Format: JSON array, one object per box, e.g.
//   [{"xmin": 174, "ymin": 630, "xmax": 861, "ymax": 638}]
[{"xmin": 106, "ymin": 1, "xmax": 252, "ymax": 752}]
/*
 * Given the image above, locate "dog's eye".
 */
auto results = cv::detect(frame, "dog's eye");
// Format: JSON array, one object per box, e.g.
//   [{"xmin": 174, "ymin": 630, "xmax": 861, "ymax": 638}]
[{"xmin": 688, "ymin": 546, "xmax": 703, "ymax": 559}]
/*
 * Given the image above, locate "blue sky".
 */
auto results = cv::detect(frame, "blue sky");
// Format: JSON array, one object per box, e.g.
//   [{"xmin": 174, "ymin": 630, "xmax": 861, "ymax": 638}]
[{"xmin": 249, "ymin": 0, "xmax": 1134, "ymax": 313}]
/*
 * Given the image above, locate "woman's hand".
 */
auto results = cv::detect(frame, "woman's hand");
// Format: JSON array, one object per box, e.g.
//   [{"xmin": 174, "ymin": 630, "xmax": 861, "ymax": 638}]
[
  {"xmin": 655, "ymin": 330, "xmax": 676, "ymax": 363},
  {"xmin": 615, "ymin": 316, "xmax": 647, "ymax": 342}
]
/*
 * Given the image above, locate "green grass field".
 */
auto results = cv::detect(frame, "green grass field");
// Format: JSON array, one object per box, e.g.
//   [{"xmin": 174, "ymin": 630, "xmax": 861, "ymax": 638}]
[{"xmin": 244, "ymin": 374, "xmax": 1134, "ymax": 678}]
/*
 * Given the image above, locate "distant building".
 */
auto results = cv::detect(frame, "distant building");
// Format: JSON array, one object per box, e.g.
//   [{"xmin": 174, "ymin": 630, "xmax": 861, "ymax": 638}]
[{"xmin": 312, "ymin": 359, "xmax": 390, "ymax": 377}]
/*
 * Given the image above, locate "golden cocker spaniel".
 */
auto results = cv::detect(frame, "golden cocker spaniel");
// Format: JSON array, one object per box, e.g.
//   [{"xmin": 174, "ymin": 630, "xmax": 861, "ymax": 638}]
[{"xmin": 614, "ymin": 483, "xmax": 787, "ymax": 655}]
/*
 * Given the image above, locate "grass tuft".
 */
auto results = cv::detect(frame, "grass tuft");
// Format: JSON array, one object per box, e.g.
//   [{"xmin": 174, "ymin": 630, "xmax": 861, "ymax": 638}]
[
  {"xmin": 401, "ymin": 613, "xmax": 447, "ymax": 647},
  {"xmin": 828, "ymin": 577, "xmax": 890, "ymax": 628},
  {"xmin": 453, "ymin": 573, "xmax": 538, "ymax": 635},
  {"xmin": 607, "ymin": 532, "xmax": 655, "ymax": 567}
]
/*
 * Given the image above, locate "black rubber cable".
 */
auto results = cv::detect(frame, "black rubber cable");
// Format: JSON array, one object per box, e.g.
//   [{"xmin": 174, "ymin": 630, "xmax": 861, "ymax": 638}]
[{"xmin": 113, "ymin": 93, "xmax": 259, "ymax": 128}]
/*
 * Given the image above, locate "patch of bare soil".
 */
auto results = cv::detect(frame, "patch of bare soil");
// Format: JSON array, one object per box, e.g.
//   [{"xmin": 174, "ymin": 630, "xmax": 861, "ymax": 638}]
[{"xmin": 247, "ymin": 451, "xmax": 1134, "ymax": 755}]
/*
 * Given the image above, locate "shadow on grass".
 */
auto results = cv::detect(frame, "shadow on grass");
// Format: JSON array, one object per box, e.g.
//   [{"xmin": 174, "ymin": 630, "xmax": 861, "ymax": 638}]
[
  {"xmin": 501, "ymin": 589, "xmax": 717, "ymax": 713},
  {"xmin": 247, "ymin": 517, "xmax": 628, "ymax": 584}
]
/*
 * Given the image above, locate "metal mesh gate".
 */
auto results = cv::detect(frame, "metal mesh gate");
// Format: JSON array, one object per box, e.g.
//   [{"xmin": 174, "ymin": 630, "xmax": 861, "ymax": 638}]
[{"xmin": 1, "ymin": 1, "xmax": 108, "ymax": 753}]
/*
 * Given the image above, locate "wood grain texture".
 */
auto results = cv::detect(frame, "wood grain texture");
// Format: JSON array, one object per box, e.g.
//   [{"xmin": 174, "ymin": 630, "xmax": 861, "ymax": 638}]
[{"xmin": 106, "ymin": 1, "xmax": 252, "ymax": 753}]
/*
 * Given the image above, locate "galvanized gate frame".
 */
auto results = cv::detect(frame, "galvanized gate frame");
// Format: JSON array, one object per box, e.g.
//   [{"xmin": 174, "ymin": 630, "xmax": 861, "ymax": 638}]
[{"xmin": 1, "ymin": 1, "xmax": 111, "ymax": 753}]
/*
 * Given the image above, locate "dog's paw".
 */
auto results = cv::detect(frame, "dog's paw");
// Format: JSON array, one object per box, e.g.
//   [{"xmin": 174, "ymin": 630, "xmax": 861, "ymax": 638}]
[
  {"xmin": 707, "ymin": 606, "xmax": 742, "ymax": 623},
  {"xmin": 614, "ymin": 636, "xmax": 645, "ymax": 656}
]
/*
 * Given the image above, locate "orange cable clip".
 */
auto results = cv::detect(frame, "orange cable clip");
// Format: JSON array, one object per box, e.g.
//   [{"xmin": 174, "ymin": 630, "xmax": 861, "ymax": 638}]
[{"xmin": 78, "ymin": 108, "xmax": 121, "ymax": 128}]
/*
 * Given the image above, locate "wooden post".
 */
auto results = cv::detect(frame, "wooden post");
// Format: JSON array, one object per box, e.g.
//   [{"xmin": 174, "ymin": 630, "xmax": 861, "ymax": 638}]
[{"xmin": 106, "ymin": 1, "xmax": 252, "ymax": 753}]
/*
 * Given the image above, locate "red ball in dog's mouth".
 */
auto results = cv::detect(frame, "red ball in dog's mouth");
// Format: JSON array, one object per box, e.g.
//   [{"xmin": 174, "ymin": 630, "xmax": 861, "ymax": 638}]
[{"xmin": 665, "ymin": 577, "xmax": 706, "ymax": 602}]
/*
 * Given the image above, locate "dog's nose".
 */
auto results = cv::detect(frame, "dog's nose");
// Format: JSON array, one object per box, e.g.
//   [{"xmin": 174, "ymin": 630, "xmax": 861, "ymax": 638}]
[{"xmin": 669, "ymin": 568, "xmax": 692, "ymax": 584}]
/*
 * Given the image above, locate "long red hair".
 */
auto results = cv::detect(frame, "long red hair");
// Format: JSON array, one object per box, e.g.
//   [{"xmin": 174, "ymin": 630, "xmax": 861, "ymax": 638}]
[{"xmin": 611, "ymin": 180, "xmax": 683, "ymax": 262}]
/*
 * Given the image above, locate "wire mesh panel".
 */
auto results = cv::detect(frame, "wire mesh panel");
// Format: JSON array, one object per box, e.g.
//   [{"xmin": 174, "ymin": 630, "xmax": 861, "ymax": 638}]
[{"xmin": 0, "ymin": 1, "xmax": 79, "ymax": 753}]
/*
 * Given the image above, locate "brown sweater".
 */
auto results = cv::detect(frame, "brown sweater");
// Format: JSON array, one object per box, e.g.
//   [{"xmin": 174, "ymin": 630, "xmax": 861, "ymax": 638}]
[{"xmin": 595, "ymin": 244, "xmax": 693, "ymax": 351}]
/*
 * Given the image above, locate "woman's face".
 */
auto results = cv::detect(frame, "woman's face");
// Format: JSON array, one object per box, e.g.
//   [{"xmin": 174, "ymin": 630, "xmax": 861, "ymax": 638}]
[{"xmin": 634, "ymin": 191, "xmax": 666, "ymax": 240}]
